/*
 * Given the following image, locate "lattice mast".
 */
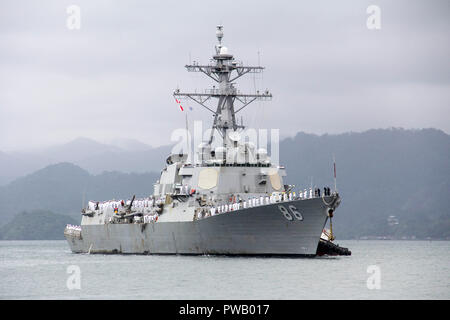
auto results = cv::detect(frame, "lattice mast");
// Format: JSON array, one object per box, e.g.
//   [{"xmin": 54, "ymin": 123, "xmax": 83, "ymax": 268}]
[{"xmin": 173, "ymin": 25, "xmax": 272, "ymax": 146}]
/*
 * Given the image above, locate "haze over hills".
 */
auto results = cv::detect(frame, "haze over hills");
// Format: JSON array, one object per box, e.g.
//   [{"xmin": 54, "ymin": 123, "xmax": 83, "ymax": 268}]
[
  {"xmin": 0, "ymin": 163, "xmax": 159, "ymax": 225},
  {"xmin": 0, "ymin": 128, "xmax": 449, "ymax": 239},
  {"xmin": 280, "ymin": 128, "xmax": 450, "ymax": 239},
  {"xmin": 43, "ymin": 137, "xmax": 122, "ymax": 162},
  {"xmin": 106, "ymin": 138, "xmax": 154, "ymax": 152},
  {"xmin": 0, "ymin": 210, "xmax": 77, "ymax": 240},
  {"xmin": 0, "ymin": 137, "xmax": 171, "ymax": 185}
]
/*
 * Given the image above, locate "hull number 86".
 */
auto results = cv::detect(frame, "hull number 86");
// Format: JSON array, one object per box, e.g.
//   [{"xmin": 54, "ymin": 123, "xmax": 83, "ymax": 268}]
[{"xmin": 278, "ymin": 205, "xmax": 303, "ymax": 221}]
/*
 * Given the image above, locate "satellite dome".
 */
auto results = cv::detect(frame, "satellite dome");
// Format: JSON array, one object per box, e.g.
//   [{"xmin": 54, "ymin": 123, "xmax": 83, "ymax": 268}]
[
  {"xmin": 257, "ymin": 148, "xmax": 267, "ymax": 155},
  {"xmin": 220, "ymin": 46, "xmax": 229, "ymax": 55},
  {"xmin": 228, "ymin": 131, "xmax": 241, "ymax": 142}
]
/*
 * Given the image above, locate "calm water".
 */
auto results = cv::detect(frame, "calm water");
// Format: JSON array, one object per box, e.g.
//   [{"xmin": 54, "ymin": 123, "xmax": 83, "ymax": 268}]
[{"xmin": 0, "ymin": 240, "xmax": 448, "ymax": 299}]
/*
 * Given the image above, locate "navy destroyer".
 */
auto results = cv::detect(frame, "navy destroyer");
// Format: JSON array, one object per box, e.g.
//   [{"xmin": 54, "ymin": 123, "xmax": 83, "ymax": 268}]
[{"xmin": 65, "ymin": 26, "xmax": 346, "ymax": 256}]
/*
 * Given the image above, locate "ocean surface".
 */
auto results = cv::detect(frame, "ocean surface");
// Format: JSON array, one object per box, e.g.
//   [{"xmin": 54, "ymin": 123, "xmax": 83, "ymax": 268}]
[{"xmin": 0, "ymin": 240, "xmax": 448, "ymax": 300}]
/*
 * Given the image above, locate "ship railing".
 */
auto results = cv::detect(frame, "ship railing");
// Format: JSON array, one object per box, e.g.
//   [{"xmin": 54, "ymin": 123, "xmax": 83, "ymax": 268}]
[
  {"xmin": 88, "ymin": 196, "xmax": 162, "ymax": 212},
  {"xmin": 204, "ymin": 88, "xmax": 238, "ymax": 96},
  {"xmin": 198, "ymin": 188, "xmax": 333, "ymax": 219},
  {"xmin": 65, "ymin": 224, "xmax": 81, "ymax": 231},
  {"xmin": 204, "ymin": 193, "xmax": 297, "ymax": 218},
  {"xmin": 143, "ymin": 214, "xmax": 159, "ymax": 224}
]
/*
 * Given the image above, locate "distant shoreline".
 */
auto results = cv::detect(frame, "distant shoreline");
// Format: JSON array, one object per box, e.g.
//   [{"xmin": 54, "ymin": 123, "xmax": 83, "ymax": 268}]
[{"xmin": 1, "ymin": 238, "xmax": 449, "ymax": 242}]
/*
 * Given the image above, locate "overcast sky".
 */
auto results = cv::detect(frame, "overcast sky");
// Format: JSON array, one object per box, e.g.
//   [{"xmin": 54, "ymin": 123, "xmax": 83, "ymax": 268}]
[{"xmin": 1, "ymin": 0, "xmax": 449, "ymax": 152}]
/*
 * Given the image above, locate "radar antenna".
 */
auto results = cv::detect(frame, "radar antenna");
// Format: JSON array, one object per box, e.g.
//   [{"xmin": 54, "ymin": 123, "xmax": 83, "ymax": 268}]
[{"xmin": 173, "ymin": 25, "xmax": 272, "ymax": 145}]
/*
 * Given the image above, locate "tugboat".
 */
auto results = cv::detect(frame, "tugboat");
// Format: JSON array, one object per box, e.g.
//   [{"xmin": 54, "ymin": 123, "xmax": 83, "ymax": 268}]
[{"xmin": 65, "ymin": 26, "xmax": 349, "ymax": 256}]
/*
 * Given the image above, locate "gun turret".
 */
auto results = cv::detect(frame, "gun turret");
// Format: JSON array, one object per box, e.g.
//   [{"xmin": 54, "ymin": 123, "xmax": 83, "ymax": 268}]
[{"xmin": 127, "ymin": 195, "xmax": 136, "ymax": 213}]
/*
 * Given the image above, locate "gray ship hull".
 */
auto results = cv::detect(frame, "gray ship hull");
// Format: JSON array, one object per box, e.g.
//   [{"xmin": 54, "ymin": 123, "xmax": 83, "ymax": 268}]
[{"xmin": 65, "ymin": 198, "xmax": 331, "ymax": 256}]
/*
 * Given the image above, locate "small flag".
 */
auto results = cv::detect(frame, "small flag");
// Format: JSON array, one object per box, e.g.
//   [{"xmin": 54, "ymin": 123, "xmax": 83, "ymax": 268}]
[
  {"xmin": 174, "ymin": 98, "xmax": 184, "ymax": 111},
  {"xmin": 174, "ymin": 97, "xmax": 192, "ymax": 112}
]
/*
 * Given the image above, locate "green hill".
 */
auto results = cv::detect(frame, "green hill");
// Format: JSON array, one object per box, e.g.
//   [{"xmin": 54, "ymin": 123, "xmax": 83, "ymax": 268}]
[
  {"xmin": 0, "ymin": 163, "xmax": 159, "ymax": 224},
  {"xmin": 280, "ymin": 128, "xmax": 450, "ymax": 239},
  {"xmin": 0, "ymin": 210, "xmax": 77, "ymax": 240},
  {"xmin": 0, "ymin": 128, "xmax": 449, "ymax": 239}
]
